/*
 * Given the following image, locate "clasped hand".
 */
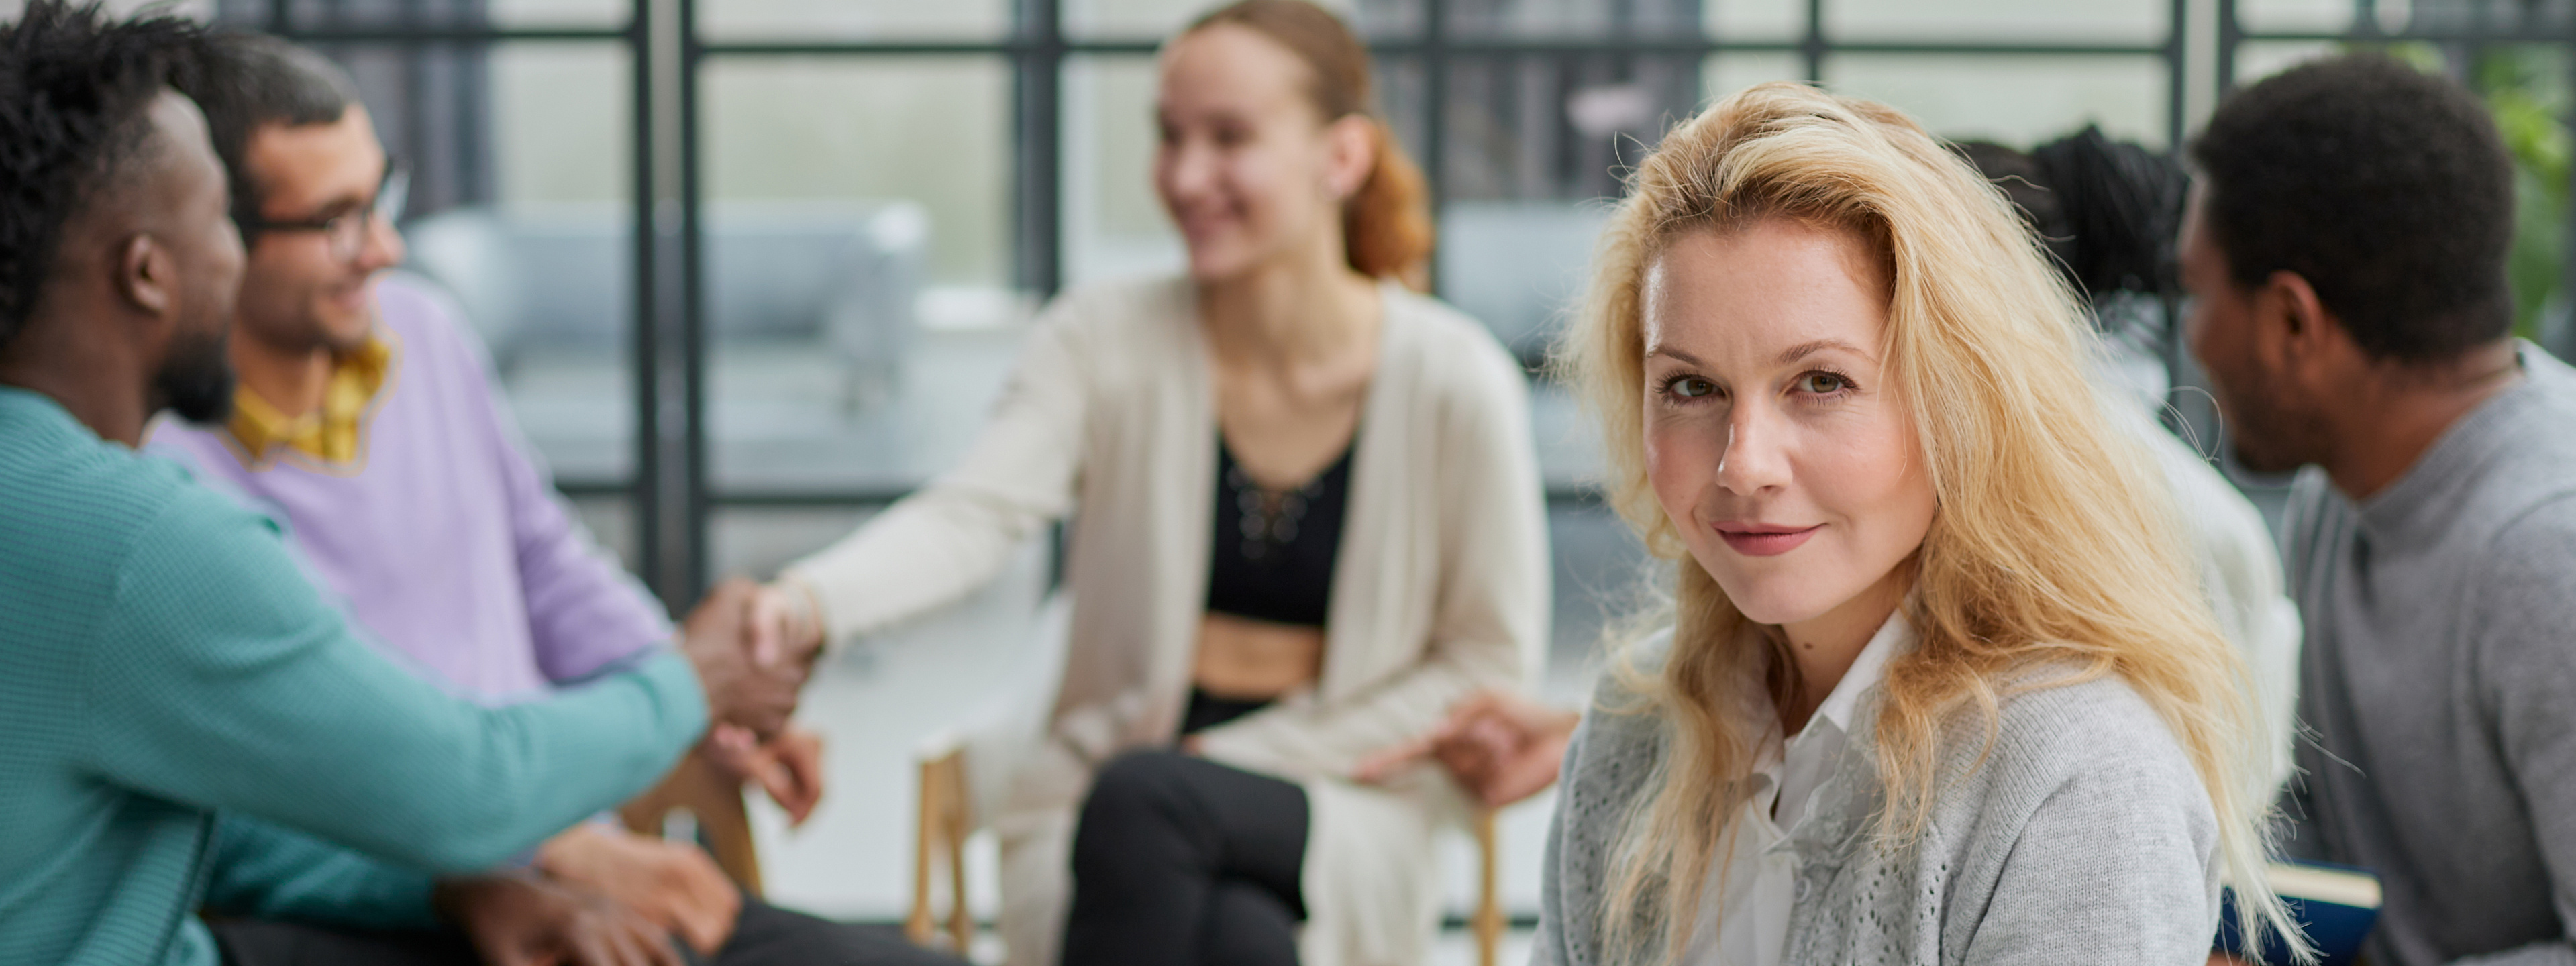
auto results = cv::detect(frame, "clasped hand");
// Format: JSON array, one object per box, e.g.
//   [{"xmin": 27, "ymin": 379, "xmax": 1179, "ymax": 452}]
[
  {"xmin": 1356, "ymin": 689, "xmax": 1582, "ymax": 808},
  {"xmin": 678, "ymin": 578, "xmax": 820, "ymax": 742}
]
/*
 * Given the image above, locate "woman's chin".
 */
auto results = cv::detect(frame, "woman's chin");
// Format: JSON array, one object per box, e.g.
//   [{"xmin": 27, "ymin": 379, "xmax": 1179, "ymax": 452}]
[
  {"xmin": 1694, "ymin": 560, "xmax": 1834, "ymax": 629},
  {"xmin": 1184, "ymin": 242, "xmax": 1261, "ymax": 282}
]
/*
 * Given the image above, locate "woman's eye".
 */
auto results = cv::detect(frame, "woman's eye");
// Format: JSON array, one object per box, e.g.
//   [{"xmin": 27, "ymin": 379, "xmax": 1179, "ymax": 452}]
[
  {"xmin": 1668, "ymin": 376, "xmax": 1715, "ymax": 398},
  {"xmin": 1796, "ymin": 372, "xmax": 1851, "ymax": 394}
]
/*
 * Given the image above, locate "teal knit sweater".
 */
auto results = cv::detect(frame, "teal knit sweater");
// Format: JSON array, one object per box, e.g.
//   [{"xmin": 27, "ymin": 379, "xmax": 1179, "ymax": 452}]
[{"xmin": 0, "ymin": 388, "xmax": 709, "ymax": 966}]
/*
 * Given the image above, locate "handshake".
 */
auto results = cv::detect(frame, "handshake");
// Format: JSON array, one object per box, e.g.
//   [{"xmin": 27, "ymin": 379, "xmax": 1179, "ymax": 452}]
[{"xmin": 675, "ymin": 578, "xmax": 834, "ymax": 822}]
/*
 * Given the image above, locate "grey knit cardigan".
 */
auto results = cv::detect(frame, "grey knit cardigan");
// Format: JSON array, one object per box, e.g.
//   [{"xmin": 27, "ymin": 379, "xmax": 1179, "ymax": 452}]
[{"xmin": 1530, "ymin": 633, "xmax": 2224, "ymax": 965}]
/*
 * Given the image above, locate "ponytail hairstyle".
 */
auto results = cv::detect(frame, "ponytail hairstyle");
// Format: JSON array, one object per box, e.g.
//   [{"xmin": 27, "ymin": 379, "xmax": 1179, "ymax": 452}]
[
  {"xmin": 1559, "ymin": 83, "xmax": 2306, "ymax": 963},
  {"xmin": 1184, "ymin": 0, "xmax": 1435, "ymax": 290}
]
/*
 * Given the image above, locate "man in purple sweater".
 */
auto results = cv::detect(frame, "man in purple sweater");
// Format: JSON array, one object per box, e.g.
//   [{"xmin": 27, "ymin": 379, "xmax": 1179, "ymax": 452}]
[{"xmin": 148, "ymin": 32, "xmax": 949, "ymax": 966}]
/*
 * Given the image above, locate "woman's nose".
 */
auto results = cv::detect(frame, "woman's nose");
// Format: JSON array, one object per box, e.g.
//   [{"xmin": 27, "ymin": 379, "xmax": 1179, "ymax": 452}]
[{"xmin": 1715, "ymin": 405, "xmax": 1790, "ymax": 495}]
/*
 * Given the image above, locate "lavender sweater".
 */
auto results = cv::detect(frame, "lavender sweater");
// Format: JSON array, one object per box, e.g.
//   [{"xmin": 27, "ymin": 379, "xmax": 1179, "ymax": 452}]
[{"xmin": 149, "ymin": 273, "xmax": 670, "ymax": 702}]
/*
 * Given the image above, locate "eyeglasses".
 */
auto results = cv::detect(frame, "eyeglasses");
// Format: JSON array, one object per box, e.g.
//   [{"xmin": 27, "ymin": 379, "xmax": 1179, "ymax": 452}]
[{"xmin": 241, "ymin": 162, "xmax": 409, "ymax": 262}]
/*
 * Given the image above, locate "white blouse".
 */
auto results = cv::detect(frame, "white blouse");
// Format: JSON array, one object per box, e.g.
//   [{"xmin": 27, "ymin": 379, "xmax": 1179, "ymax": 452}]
[{"xmin": 1684, "ymin": 612, "xmax": 1916, "ymax": 966}]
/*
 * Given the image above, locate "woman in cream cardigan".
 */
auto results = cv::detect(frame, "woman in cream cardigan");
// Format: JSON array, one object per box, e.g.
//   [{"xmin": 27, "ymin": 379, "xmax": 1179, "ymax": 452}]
[
  {"xmin": 1531, "ymin": 85, "xmax": 2298, "ymax": 963},
  {"xmin": 761, "ymin": 3, "xmax": 1547, "ymax": 965}
]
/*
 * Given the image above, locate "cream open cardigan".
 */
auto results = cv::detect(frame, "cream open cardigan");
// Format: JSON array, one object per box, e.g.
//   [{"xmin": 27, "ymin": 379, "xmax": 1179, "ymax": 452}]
[{"xmin": 783, "ymin": 274, "xmax": 1551, "ymax": 966}]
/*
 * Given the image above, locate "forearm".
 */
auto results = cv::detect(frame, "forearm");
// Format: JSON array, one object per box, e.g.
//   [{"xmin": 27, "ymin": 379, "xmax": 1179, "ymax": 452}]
[
  {"xmin": 781, "ymin": 488, "xmax": 1045, "ymax": 647},
  {"xmin": 1195, "ymin": 644, "xmax": 1523, "ymax": 778},
  {"xmin": 203, "ymin": 814, "xmax": 441, "ymax": 931}
]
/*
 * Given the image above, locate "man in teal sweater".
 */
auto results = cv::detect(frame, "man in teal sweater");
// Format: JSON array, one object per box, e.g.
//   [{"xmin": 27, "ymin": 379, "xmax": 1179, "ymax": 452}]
[{"xmin": 0, "ymin": 5, "xmax": 810, "ymax": 965}]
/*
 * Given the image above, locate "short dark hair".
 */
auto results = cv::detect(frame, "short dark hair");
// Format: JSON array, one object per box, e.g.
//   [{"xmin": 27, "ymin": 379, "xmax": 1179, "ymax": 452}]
[
  {"xmin": 2191, "ymin": 54, "xmax": 2516, "ymax": 362},
  {"xmin": 0, "ymin": 0, "xmax": 207, "ymax": 347},
  {"xmin": 176, "ymin": 31, "xmax": 360, "ymax": 231}
]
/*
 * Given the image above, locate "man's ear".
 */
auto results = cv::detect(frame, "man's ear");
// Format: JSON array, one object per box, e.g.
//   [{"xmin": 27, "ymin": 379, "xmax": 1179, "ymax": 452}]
[
  {"xmin": 2257, "ymin": 270, "xmax": 2334, "ymax": 360},
  {"xmin": 114, "ymin": 233, "xmax": 174, "ymax": 319}
]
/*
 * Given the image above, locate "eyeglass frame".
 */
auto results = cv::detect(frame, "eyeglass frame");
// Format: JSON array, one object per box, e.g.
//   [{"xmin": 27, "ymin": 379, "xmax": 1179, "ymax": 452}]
[{"xmin": 236, "ymin": 160, "xmax": 410, "ymax": 263}]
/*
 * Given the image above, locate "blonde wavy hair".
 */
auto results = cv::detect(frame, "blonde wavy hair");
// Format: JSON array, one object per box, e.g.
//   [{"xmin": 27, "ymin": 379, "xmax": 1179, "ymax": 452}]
[{"xmin": 1559, "ymin": 83, "xmax": 2298, "ymax": 961}]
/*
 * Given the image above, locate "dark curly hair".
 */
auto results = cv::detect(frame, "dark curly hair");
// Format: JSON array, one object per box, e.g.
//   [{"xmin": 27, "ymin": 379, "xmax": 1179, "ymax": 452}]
[
  {"xmin": 2192, "ymin": 54, "xmax": 2515, "ymax": 363},
  {"xmin": 1955, "ymin": 126, "xmax": 2189, "ymax": 302},
  {"xmin": 0, "ymin": 0, "xmax": 207, "ymax": 348}
]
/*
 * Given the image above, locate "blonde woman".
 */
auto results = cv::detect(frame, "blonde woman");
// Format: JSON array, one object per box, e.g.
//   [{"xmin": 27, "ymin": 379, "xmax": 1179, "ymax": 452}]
[
  {"xmin": 759, "ymin": 3, "xmax": 1547, "ymax": 965},
  {"xmin": 1531, "ymin": 84, "xmax": 2296, "ymax": 964}
]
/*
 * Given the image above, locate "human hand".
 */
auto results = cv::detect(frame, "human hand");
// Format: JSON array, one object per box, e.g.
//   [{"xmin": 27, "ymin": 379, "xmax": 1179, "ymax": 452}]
[
  {"xmin": 681, "ymin": 578, "xmax": 805, "ymax": 739},
  {"xmin": 433, "ymin": 871, "xmax": 686, "ymax": 966},
  {"xmin": 534, "ymin": 824, "xmax": 742, "ymax": 955},
  {"xmin": 1355, "ymin": 689, "xmax": 1581, "ymax": 808},
  {"xmin": 750, "ymin": 580, "xmax": 827, "ymax": 669},
  {"xmin": 703, "ymin": 723, "xmax": 828, "ymax": 826}
]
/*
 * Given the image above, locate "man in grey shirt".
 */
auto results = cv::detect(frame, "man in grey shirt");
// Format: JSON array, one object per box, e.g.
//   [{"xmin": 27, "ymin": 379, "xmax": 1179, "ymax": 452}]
[{"xmin": 2182, "ymin": 54, "xmax": 2576, "ymax": 965}]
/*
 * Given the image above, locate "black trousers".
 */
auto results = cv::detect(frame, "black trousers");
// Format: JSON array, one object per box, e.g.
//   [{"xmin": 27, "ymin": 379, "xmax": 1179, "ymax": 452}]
[
  {"xmin": 209, "ymin": 897, "xmax": 961, "ymax": 966},
  {"xmin": 1059, "ymin": 750, "xmax": 1310, "ymax": 966}
]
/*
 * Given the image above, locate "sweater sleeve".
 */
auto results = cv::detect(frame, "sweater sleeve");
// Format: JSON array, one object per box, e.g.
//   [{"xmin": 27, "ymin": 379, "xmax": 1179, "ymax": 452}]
[
  {"xmin": 2452, "ymin": 496, "xmax": 2576, "ymax": 966},
  {"xmin": 1958, "ymin": 717, "xmax": 2220, "ymax": 965},
  {"xmin": 781, "ymin": 303, "xmax": 1092, "ymax": 650},
  {"xmin": 453, "ymin": 301, "xmax": 674, "ymax": 685},
  {"xmin": 201, "ymin": 813, "xmax": 440, "ymax": 931},
  {"xmin": 1530, "ymin": 711, "xmax": 1605, "ymax": 966},
  {"xmin": 80, "ymin": 486, "xmax": 708, "ymax": 874},
  {"xmin": 1194, "ymin": 338, "xmax": 1550, "ymax": 775}
]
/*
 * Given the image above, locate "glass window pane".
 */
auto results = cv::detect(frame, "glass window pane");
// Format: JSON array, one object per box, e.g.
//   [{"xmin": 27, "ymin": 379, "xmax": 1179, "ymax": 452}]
[
  {"xmin": 1707, "ymin": 0, "xmax": 1802, "ymax": 42},
  {"xmin": 702, "ymin": 0, "xmax": 1009, "ymax": 42},
  {"xmin": 1442, "ymin": 54, "xmax": 1702, "ymax": 201},
  {"xmin": 1704, "ymin": 51, "xmax": 1806, "ymax": 99},
  {"xmin": 1828, "ymin": 0, "xmax": 2164, "ymax": 43},
  {"xmin": 1066, "ymin": 0, "xmax": 1419, "ymax": 41},
  {"xmin": 493, "ymin": 0, "xmax": 626, "ymax": 28},
  {"xmin": 2237, "ymin": 0, "xmax": 2357, "ymax": 34},
  {"xmin": 706, "ymin": 57, "xmax": 1009, "ymax": 288},
  {"xmin": 1066, "ymin": 55, "xmax": 1183, "ymax": 287},
  {"xmin": 1444, "ymin": 0, "xmax": 1700, "ymax": 38},
  {"xmin": 701, "ymin": 56, "xmax": 1014, "ymax": 494},
  {"xmin": 2232, "ymin": 40, "xmax": 2337, "ymax": 86},
  {"xmin": 273, "ymin": 0, "xmax": 626, "ymax": 30},
  {"xmin": 395, "ymin": 44, "xmax": 638, "ymax": 489},
  {"xmin": 1825, "ymin": 54, "xmax": 2169, "ymax": 149}
]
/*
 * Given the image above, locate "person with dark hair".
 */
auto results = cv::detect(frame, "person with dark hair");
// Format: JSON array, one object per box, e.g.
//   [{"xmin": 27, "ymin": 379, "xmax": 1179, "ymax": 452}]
[
  {"xmin": 1952, "ymin": 128, "xmax": 2304, "ymax": 794},
  {"xmin": 750, "ymin": 2, "xmax": 1548, "ymax": 964},
  {"xmin": 0, "ymin": 3, "xmax": 813, "ymax": 965},
  {"xmin": 146, "ymin": 30, "xmax": 951, "ymax": 966},
  {"xmin": 2183, "ymin": 53, "xmax": 2576, "ymax": 965}
]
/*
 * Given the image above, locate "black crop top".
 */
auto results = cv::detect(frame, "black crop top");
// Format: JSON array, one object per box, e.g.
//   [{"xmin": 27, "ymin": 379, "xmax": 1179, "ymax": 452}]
[{"xmin": 1204, "ymin": 435, "xmax": 1353, "ymax": 627}]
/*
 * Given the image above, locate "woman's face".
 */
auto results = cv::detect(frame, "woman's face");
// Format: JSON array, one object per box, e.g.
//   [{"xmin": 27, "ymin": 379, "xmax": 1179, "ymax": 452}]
[
  {"xmin": 1153, "ymin": 24, "xmax": 1372, "ymax": 282},
  {"xmin": 1641, "ymin": 218, "xmax": 1937, "ymax": 629}
]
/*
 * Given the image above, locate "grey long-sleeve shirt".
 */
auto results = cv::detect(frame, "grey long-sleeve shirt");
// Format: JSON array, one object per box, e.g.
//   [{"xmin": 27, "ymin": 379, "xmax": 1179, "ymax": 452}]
[
  {"xmin": 1532, "ymin": 633, "xmax": 2222, "ymax": 966},
  {"xmin": 2279, "ymin": 341, "xmax": 2576, "ymax": 966}
]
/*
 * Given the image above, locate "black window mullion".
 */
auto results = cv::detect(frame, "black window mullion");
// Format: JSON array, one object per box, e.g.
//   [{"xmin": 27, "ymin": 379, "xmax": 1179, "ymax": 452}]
[
  {"xmin": 1017, "ymin": 0, "xmax": 1065, "ymax": 299},
  {"xmin": 1424, "ymin": 0, "xmax": 1448, "ymax": 295}
]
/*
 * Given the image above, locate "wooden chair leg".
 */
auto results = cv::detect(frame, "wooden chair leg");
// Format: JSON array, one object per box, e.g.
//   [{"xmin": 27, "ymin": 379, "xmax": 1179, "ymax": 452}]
[
  {"xmin": 619, "ymin": 748, "xmax": 763, "ymax": 896},
  {"xmin": 1475, "ymin": 808, "xmax": 1503, "ymax": 966},
  {"xmin": 909, "ymin": 746, "xmax": 973, "ymax": 953},
  {"xmin": 944, "ymin": 763, "xmax": 970, "ymax": 953},
  {"xmin": 906, "ymin": 754, "xmax": 943, "ymax": 946}
]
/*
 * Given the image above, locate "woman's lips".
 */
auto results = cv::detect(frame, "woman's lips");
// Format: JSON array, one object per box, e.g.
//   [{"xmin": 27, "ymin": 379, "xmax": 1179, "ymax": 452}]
[{"xmin": 1715, "ymin": 523, "xmax": 1821, "ymax": 557}]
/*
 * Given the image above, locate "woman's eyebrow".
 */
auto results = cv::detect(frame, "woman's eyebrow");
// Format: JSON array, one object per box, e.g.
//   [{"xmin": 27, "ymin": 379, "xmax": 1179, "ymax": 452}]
[
  {"xmin": 1775, "ymin": 338, "xmax": 1872, "ymax": 366},
  {"xmin": 1643, "ymin": 345, "xmax": 1703, "ymax": 366}
]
